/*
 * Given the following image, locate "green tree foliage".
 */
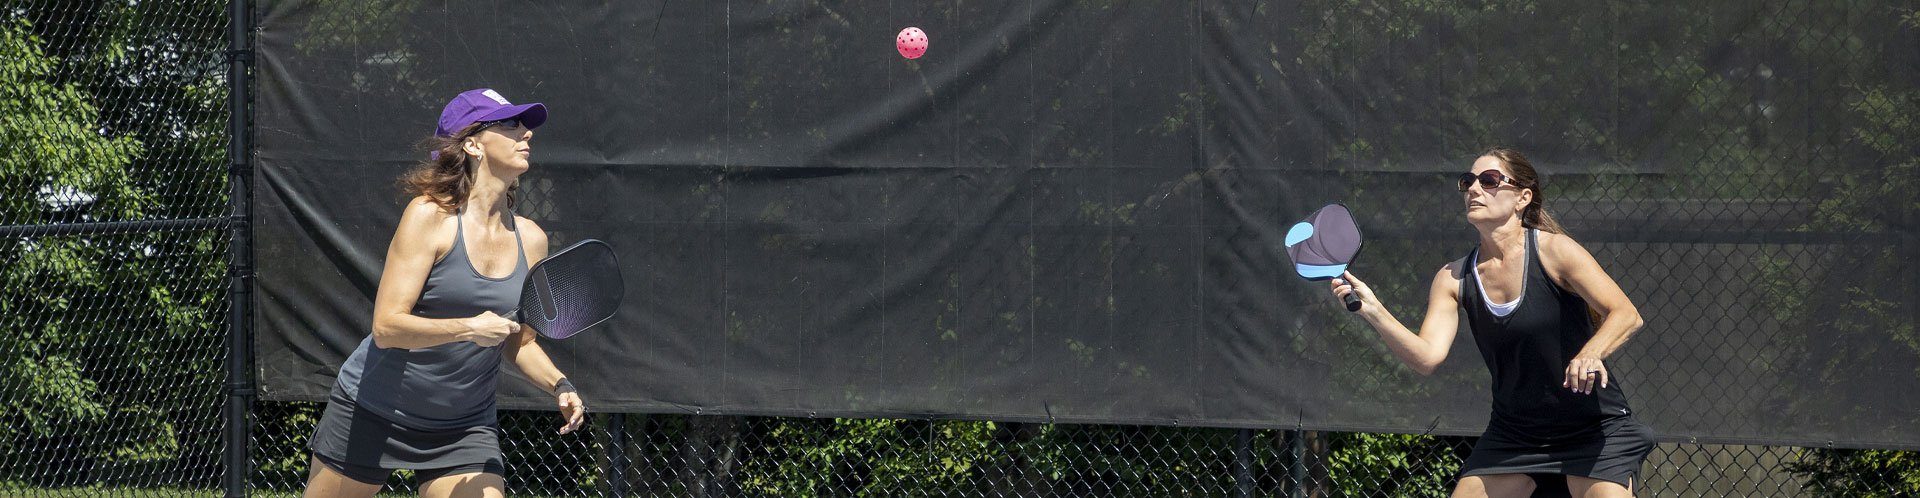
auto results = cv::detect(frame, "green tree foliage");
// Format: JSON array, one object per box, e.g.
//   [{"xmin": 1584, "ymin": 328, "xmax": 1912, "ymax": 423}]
[
  {"xmin": 1789, "ymin": 449, "xmax": 1920, "ymax": 497},
  {"xmin": 589, "ymin": 417, "xmax": 1462, "ymax": 497},
  {"xmin": 249, "ymin": 401, "xmax": 325, "ymax": 490},
  {"xmin": 0, "ymin": 17, "xmax": 146, "ymax": 221},
  {"xmin": 0, "ymin": 13, "xmax": 148, "ymax": 464},
  {"xmin": 735, "ymin": 418, "xmax": 1004, "ymax": 496},
  {"xmin": 0, "ymin": 0, "xmax": 228, "ymax": 487},
  {"xmin": 1323, "ymin": 432, "xmax": 1460, "ymax": 497}
]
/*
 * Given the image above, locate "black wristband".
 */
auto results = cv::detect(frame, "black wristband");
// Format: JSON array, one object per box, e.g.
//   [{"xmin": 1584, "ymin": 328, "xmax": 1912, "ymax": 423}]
[{"xmin": 554, "ymin": 378, "xmax": 577, "ymax": 395}]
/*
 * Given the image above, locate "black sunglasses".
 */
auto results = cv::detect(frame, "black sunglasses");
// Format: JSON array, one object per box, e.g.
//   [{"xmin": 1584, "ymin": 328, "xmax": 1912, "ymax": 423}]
[
  {"xmin": 477, "ymin": 118, "xmax": 524, "ymax": 131},
  {"xmin": 1456, "ymin": 170, "xmax": 1523, "ymax": 192}
]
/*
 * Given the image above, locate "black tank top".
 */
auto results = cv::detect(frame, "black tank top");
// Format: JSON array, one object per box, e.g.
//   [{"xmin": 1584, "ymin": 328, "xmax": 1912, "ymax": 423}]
[{"xmin": 1462, "ymin": 229, "xmax": 1633, "ymax": 442}]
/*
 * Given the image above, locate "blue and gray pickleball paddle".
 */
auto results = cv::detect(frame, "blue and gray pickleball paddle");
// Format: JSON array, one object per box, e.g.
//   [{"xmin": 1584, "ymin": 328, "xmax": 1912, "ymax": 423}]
[{"xmin": 1284, "ymin": 203, "xmax": 1365, "ymax": 312}]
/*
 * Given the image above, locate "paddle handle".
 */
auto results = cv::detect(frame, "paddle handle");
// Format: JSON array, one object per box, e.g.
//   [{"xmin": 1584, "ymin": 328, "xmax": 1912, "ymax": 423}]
[{"xmin": 1332, "ymin": 277, "xmax": 1362, "ymax": 312}]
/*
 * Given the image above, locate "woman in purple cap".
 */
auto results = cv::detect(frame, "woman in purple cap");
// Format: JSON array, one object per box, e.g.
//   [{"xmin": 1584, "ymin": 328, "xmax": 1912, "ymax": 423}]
[{"xmin": 303, "ymin": 89, "xmax": 587, "ymax": 497}]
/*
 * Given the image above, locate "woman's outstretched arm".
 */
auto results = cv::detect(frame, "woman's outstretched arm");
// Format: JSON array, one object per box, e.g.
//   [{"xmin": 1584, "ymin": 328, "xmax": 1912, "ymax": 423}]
[{"xmin": 1334, "ymin": 264, "xmax": 1464, "ymax": 376}]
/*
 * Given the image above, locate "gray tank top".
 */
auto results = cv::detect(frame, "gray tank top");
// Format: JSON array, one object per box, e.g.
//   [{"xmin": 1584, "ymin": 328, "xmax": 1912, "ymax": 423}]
[{"xmin": 332, "ymin": 209, "xmax": 527, "ymax": 431}]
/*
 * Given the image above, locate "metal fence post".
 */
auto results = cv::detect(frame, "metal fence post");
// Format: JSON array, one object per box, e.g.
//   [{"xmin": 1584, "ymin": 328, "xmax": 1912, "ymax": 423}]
[
  {"xmin": 221, "ymin": 0, "xmax": 255, "ymax": 496},
  {"xmin": 1234, "ymin": 429, "xmax": 1255, "ymax": 498},
  {"xmin": 610, "ymin": 413, "xmax": 629, "ymax": 498},
  {"xmin": 1286, "ymin": 429, "xmax": 1306, "ymax": 498}
]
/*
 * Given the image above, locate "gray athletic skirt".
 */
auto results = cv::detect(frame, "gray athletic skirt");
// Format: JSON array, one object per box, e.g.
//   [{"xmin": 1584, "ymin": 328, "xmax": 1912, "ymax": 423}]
[
  {"xmin": 307, "ymin": 392, "xmax": 503, "ymax": 475},
  {"xmin": 1460, "ymin": 415, "xmax": 1656, "ymax": 492}
]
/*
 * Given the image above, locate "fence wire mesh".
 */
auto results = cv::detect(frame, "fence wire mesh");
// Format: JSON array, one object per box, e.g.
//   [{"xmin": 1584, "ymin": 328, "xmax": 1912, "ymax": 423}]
[
  {"xmin": 3, "ymin": 0, "xmax": 1919, "ymax": 497},
  {"xmin": 244, "ymin": 408, "xmax": 1915, "ymax": 497},
  {"xmin": 0, "ymin": 0, "xmax": 233, "ymax": 494}
]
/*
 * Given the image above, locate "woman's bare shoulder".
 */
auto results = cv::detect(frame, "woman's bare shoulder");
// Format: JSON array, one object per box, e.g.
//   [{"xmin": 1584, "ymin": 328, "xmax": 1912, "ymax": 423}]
[{"xmin": 393, "ymin": 196, "xmax": 458, "ymax": 254}]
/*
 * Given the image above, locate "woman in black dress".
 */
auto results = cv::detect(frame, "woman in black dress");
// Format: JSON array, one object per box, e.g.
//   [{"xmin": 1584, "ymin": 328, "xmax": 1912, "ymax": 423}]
[{"xmin": 1331, "ymin": 148, "xmax": 1655, "ymax": 497}]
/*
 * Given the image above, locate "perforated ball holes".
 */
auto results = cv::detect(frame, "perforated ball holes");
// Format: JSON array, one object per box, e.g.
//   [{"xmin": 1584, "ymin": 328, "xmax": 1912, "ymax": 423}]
[{"xmin": 896, "ymin": 27, "xmax": 928, "ymax": 59}]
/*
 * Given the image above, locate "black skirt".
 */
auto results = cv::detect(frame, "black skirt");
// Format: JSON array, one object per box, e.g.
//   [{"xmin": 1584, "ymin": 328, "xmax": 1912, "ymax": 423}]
[
  {"xmin": 1460, "ymin": 415, "xmax": 1656, "ymax": 490},
  {"xmin": 307, "ymin": 392, "xmax": 503, "ymax": 471}
]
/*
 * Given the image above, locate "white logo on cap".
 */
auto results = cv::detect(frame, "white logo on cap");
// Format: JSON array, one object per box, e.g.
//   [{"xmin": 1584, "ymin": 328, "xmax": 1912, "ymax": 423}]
[{"xmin": 481, "ymin": 89, "xmax": 511, "ymax": 105}]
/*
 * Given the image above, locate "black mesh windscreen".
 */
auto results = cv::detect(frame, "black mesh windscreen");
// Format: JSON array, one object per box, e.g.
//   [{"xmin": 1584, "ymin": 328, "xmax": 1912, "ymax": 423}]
[{"xmin": 253, "ymin": 0, "xmax": 1920, "ymax": 449}]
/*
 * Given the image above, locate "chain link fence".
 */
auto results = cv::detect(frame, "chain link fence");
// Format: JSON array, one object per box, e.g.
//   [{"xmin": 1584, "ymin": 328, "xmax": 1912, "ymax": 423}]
[
  {"xmin": 0, "ymin": 0, "xmax": 235, "ymax": 495},
  {"xmin": 4, "ymin": 0, "xmax": 1920, "ymax": 496},
  {"xmin": 244, "ymin": 408, "xmax": 1909, "ymax": 497}
]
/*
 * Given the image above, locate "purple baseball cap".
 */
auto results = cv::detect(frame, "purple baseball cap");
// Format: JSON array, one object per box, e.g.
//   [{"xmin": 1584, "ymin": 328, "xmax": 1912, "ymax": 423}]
[{"xmin": 435, "ymin": 88, "xmax": 547, "ymax": 137}]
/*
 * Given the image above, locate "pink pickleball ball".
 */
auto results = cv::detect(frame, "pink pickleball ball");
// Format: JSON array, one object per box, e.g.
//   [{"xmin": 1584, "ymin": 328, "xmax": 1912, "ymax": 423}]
[{"xmin": 896, "ymin": 27, "xmax": 928, "ymax": 59}]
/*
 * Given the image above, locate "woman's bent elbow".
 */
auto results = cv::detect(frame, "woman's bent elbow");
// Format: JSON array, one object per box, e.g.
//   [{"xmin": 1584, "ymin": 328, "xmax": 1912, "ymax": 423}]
[
  {"xmin": 369, "ymin": 320, "xmax": 401, "ymax": 349},
  {"xmin": 1411, "ymin": 359, "xmax": 1441, "ymax": 376},
  {"xmin": 1620, "ymin": 310, "xmax": 1645, "ymax": 336}
]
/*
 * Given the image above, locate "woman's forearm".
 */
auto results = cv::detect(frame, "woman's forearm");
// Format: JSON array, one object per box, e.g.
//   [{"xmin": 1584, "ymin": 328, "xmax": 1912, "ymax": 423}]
[
  {"xmin": 1578, "ymin": 309, "xmax": 1644, "ymax": 360},
  {"xmin": 504, "ymin": 334, "xmax": 568, "ymax": 394},
  {"xmin": 1361, "ymin": 308, "xmax": 1442, "ymax": 375},
  {"xmin": 371, "ymin": 313, "xmax": 477, "ymax": 349}
]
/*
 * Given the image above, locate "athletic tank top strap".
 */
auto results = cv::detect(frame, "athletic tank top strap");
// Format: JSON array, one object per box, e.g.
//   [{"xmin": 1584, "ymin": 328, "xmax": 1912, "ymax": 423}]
[
  {"xmin": 509, "ymin": 210, "xmax": 526, "ymax": 269},
  {"xmin": 450, "ymin": 206, "xmax": 471, "ymax": 276},
  {"xmin": 1459, "ymin": 229, "xmax": 1542, "ymax": 318},
  {"xmin": 447, "ymin": 207, "xmax": 529, "ymax": 281},
  {"xmin": 1468, "ymin": 232, "xmax": 1532, "ymax": 316}
]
